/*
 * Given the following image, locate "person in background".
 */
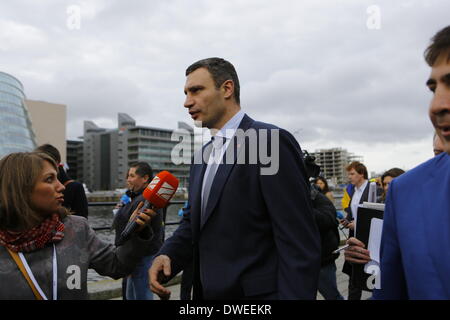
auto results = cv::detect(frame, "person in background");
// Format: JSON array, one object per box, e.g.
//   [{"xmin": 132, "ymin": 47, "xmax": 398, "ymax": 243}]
[
  {"xmin": 0, "ymin": 152, "xmax": 155, "ymax": 299},
  {"xmin": 303, "ymin": 154, "xmax": 343, "ymax": 300},
  {"xmin": 379, "ymin": 168, "xmax": 405, "ymax": 203},
  {"xmin": 340, "ymin": 161, "xmax": 371, "ymax": 300},
  {"xmin": 345, "ymin": 132, "xmax": 441, "ymax": 264},
  {"xmin": 113, "ymin": 193, "xmax": 131, "ymax": 216},
  {"xmin": 310, "ymin": 184, "xmax": 344, "ymax": 300},
  {"xmin": 35, "ymin": 144, "xmax": 88, "ymax": 219},
  {"xmin": 112, "ymin": 162, "xmax": 163, "ymax": 300},
  {"xmin": 314, "ymin": 176, "xmax": 334, "ymax": 203},
  {"xmin": 344, "ymin": 167, "xmax": 406, "ymax": 265}
]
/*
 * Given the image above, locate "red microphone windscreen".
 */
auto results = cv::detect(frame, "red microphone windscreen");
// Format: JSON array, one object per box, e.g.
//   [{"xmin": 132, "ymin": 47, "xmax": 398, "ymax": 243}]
[{"xmin": 142, "ymin": 171, "xmax": 179, "ymax": 208}]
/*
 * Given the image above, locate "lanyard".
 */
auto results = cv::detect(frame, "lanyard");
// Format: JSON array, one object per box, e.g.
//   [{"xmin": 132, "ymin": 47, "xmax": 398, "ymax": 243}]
[{"xmin": 18, "ymin": 244, "xmax": 58, "ymax": 300}]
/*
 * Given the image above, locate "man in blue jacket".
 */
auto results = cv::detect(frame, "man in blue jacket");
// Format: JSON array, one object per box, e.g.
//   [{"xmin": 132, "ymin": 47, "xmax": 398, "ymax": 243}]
[
  {"xmin": 149, "ymin": 57, "xmax": 321, "ymax": 300},
  {"xmin": 372, "ymin": 25, "xmax": 450, "ymax": 299}
]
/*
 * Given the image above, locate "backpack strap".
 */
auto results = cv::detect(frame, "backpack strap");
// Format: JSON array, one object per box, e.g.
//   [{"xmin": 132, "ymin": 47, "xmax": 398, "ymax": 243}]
[{"xmin": 5, "ymin": 247, "xmax": 43, "ymax": 300}]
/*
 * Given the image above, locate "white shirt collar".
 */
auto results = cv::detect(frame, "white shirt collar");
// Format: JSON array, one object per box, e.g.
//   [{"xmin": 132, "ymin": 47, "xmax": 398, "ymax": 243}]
[
  {"xmin": 215, "ymin": 110, "xmax": 245, "ymax": 140},
  {"xmin": 355, "ymin": 180, "xmax": 368, "ymax": 193}
]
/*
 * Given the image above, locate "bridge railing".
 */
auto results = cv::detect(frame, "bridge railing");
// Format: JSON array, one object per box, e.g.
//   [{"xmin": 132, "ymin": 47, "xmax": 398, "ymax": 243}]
[{"xmin": 89, "ymin": 200, "xmax": 184, "ymax": 241}]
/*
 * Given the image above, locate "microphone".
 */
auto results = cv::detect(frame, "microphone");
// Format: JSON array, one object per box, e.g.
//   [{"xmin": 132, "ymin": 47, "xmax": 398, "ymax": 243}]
[{"xmin": 116, "ymin": 171, "xmax": 179, "ymax": 245}]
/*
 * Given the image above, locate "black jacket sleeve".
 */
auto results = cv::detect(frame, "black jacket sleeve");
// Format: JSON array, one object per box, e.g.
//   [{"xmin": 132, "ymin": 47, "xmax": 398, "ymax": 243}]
[{"xmin": 312, "ymin": 192, "xmax": 338, "ymax": 233}]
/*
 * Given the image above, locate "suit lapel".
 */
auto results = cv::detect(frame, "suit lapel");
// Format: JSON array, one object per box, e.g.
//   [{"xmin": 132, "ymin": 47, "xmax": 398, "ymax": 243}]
[
  {"xmin": 191, "ymin": 142, "xmax": 213, "ymax": 236},
  {"xmin": 423, "ymin": 154, "xmax": 450, "ymax": 294},
  {"xmin": 359, "ymin": 182, "xmax": 370, "ymax": 204},
  {"xmin": 200, "ymin": 114, "xmax": 254, "ymax": 230}
]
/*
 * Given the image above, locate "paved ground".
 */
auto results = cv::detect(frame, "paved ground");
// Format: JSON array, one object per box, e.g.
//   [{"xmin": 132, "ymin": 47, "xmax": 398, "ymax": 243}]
[
  {"xmin": 153, "ymin": 251, "xmax": 372, "ymax": 300},
  {"xmin": 90, "ymin": 245, "xmax": 372, "ymax": 300},
  {"xmin": 332, "ymin": 251, "xmax": 373, "ymax": 300}
]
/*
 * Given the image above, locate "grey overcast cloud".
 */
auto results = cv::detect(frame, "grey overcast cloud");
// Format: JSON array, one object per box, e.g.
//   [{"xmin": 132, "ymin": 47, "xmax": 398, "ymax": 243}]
[{"xmin": 1, "ymin": 0, "xmax": 448, "ymax": 174}]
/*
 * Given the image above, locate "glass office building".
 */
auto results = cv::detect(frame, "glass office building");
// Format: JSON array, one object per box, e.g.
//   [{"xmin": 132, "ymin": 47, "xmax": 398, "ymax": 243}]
[
  {"xmin": 81, "ymin": 113, "xmax": 199, "ymax": 191},
  {"xmin": 0, "ymin": 71, "xmax": 36, "ymax": 158}
]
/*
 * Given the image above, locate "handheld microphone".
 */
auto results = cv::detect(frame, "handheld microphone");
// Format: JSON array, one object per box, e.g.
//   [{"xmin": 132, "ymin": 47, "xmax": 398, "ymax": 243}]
[{"xmin": 116, "ymin": 171, "xmax": 179, "ymax": 245}]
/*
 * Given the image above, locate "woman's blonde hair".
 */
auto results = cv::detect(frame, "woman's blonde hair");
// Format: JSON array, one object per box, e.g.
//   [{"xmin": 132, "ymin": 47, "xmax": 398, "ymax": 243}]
[{"xmin": 0, "ymin": 152, "xmax": 68, "ymax": 231}]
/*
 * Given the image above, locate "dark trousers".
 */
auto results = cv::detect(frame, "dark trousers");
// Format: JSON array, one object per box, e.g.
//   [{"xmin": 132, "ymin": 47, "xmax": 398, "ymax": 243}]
[
  {"xmin": 122, "ymin": 278, "xmax": 128, "ymax": 300},
  {"xmin": 347, "ymin": 280, "xmax": 362, "ymax": 300},
  {"xmin": 180, "ymin": 263, "xmax": 194, "ymax": 300},
  {"xmin": 318, "ymin": 262, "xmax": 344, "ymax": 300}
]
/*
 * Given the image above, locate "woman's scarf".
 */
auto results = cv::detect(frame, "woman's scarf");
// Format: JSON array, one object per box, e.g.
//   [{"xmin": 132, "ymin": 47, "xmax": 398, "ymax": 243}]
[{"xmin": 0, "ymin": 213, "xmax": 64, "ymax": 252}]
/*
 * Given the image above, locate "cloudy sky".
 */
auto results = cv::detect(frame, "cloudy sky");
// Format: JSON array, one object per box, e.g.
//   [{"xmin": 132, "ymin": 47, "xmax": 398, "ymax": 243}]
[{"xmin": 1, "ymin": 0, "xmax": 448, "ymax": 174}]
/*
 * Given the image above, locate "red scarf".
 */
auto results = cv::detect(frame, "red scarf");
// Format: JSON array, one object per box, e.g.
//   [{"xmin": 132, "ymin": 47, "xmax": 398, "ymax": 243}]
[{"xmin": 0, "ymin": 213, "xmax": 65, "ymax": 252}]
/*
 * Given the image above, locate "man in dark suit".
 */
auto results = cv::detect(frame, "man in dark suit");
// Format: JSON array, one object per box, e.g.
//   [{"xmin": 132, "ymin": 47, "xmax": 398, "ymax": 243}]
[
  {"xmin": 149, "ymin": 57, "xmax": 321, "ymax": 300},
  {"xmin": 340, "ymin": 161, "xmax": 372, "ymax": 300}
]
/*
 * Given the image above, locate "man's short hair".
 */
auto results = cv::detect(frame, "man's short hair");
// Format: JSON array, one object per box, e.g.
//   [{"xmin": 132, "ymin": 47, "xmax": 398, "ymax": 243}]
[
  {"xmin": 346, "ymin": 161, "xmax": 368, "ymax": 180},
  {"xmin": 130, "ymin": 162, "xmax": 153, "ymax": 182},
  {"xmin": 186, "ymin": 57, "xmax": 240, "ymax": 104},
  {"xmin": 35, "ymin": 144, "xmax": 61, "ymax": 164},
  {"xmin": 424, "ymin": 25, "xmax": 450, "ymax": 66}
]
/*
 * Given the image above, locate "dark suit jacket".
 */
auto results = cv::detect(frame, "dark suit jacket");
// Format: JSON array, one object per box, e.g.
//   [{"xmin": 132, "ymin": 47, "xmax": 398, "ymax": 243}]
[
  {"xmin": 373, "ymin": 153, "xmax": 450, "ymax": 299},
  {"xmin": 113, "ymin": 191, "xmax": 163, "ymax": 254},
  {"xmin": 344, "ymin": 181, "xmax": 371, "ymax": 223},
  {"xmin": 342, "ymin": 181, "xmax": 371, "ymax": 277},
  {"xmin": 311, "ymin": 190, "xmax": 340, "ymax": 267},
  {"xmin": 159, "ymin": 114, "xmax": 321, "ymax": 300},
  {"xmin": 63, "ymin": 181, "xmax": 89, "ymax": 218}
]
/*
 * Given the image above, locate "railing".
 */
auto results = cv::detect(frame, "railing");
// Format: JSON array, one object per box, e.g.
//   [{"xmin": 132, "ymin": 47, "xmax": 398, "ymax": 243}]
[{"xmin": 89, "ymin": 200, "xmax": 185, "ymax": 241}]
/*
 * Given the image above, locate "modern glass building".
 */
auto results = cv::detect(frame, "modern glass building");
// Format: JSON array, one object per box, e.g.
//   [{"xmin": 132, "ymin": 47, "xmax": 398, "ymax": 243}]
[
  {"xmin": 81, "ymin": 113, "xmax": 199, "ymax": 191},
  {"xmin": 0, "ymin": 71, "xmax": 36, "ymax": 158}
]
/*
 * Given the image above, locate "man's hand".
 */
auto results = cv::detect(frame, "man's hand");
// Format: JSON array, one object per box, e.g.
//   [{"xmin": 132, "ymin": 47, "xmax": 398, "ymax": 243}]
[
  {"xmin": 129, "ymin": 201, "xmax": 156, "ymax": 231},
  {"xmin": 340, "ymin": 219, "xmax": 355, "ymax": 230},
  {"xmin": 149, "ymin": 255, "xmax": 172, "ymax": 300},
  {"xmin": 344, "ymin": 237, "xmax": 371, "ymax": 264}
]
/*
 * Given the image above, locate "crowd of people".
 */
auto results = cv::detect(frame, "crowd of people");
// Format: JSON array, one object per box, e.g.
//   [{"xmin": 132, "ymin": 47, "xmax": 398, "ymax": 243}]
[{"xmin": 0, "ymin": 24, "xmax": 449, "ymax": 300}]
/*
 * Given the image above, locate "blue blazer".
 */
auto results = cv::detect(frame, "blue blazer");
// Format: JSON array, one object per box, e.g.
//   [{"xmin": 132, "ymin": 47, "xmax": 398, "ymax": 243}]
[
  {"xmin": 159, "ymin": 115, "xmax": 321, "ymax": 300},
  {"xmin": 373, "ymin": 152, "xmax": 450, "ymax": 299}
]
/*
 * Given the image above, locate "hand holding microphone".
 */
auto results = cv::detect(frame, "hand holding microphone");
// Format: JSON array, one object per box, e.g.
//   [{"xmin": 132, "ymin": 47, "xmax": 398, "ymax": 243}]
[
  {"xmin": 117, "ymin": 171, "xmax": 179, "ymax": 245},
  {"xmin": 128, "ymin": 201, "xmax": 157, "ymax": 232}
]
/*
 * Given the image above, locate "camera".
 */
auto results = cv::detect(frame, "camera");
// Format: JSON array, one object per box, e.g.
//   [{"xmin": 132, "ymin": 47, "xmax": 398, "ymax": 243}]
[{"xmin": 302, "ymin": 150, "xmax": 321, "ymax": 179}]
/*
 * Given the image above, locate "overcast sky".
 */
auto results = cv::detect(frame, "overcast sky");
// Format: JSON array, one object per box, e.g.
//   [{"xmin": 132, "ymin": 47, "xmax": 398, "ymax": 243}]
[{"xmin": 1, "ymin": 0, "xmax": 448, "ymax": 174}]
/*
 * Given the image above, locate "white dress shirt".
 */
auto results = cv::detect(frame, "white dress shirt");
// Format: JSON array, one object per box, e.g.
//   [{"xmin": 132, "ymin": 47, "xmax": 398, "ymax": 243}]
[
  {"xmin": 350, "ymin": 179, "xmax": 368, "ymax": 229},
  {"xmin": 201, "ymin": 110, "xmax": 246, "ymax": 207}
]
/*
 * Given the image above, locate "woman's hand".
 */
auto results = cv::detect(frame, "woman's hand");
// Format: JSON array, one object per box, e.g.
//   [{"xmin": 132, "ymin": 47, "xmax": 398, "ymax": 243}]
[{"xmin": 128, "ymin": 201, "xmax": 156, "ymax": 231}]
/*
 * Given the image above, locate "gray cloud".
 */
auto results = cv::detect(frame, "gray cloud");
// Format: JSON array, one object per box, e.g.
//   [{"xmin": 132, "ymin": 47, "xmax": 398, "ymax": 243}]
[{"xmin": 0, "ymin": 0, "xmax": 448, "ymax": 172}]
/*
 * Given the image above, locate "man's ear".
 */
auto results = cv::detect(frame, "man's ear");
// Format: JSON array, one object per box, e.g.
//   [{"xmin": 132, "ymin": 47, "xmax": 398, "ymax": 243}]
[{"xmin": 221, "ymin": 80, "xmax": 234, "ymax": 100}]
